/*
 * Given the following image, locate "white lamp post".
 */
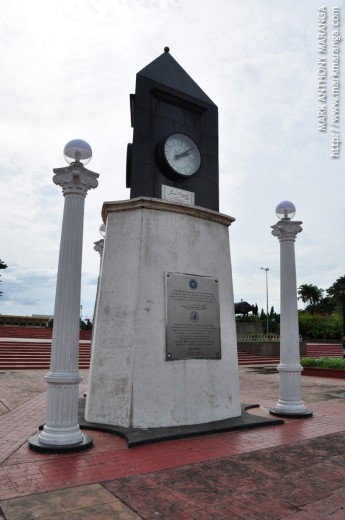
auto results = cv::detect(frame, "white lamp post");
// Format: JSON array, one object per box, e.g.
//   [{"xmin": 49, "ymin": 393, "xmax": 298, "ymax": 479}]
[
  {"xmin": 92, "ymin": 223, "xmax": 105, "ymax": 322},
  {"xmin": 340, "ymin": 287, "xmax": 345, "ymax": 359},
  {"xmin": 260, "ymin": 267, "xmax": 269, "ymax": 334},
  {"xmin": 83, "ymin": 224, "xmax": 105, "ymax": 399},
  {"xmin": 270, "ymin": 201, "xmax": 312, "ymax": 418},
  {"xmin": 94, "ymin": 223, "xmax": 105, "ymax": 261},
  {"xmin": 29, "ymin": 139, "xmax": 99, "ymax": 451},
  {"xmin": 99, "ymin": 222, "xmax": 106, "ymax": 237}
]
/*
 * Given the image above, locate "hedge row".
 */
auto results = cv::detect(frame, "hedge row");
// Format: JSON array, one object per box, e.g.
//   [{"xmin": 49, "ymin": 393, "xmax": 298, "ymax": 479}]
[
  {"xmin": 298, "ymin": 312, "xmax": 343, "ymax": 339},
  {"xmin": 301, "ymin": 357, "xmax": 345, "ymax": 369}
]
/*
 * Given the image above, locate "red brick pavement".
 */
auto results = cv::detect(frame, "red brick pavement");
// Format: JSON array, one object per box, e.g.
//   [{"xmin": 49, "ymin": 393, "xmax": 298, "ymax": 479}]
[
  {"xmin": 0, "ymin": 392, "xmax": 47, "ymax": 466},
  {"xmin": 2, "ymin": 368, "xmax": 345, "ymax": 519}
]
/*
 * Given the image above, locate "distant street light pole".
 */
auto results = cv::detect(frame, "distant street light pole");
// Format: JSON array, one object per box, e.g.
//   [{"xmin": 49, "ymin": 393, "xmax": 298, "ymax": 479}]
[
  {"xmin": 29, "ymin": 139, "xmax": 99, "ymax": 452},
  {"xmin": 340, "ymin": 288, "xmax": 345, "ymax": 359},
  {"xmin": 260, "ymin": 267, "xmax": 269, "ymax": 334}
]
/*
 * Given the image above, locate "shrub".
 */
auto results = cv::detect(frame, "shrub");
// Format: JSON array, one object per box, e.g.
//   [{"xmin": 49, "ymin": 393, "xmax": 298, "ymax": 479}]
[
  {"xmin": 298, "ymin": 312, "xmax": 342, "ymax": 339},
  {"xmin": 301, "ymin": 357, "xmax": 345, "ymax": 369}
]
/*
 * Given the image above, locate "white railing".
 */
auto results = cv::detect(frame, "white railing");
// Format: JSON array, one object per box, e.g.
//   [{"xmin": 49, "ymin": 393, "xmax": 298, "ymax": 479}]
[
  {"xmin": 237, "ymin": 334, "xmax": 280, "ymax": 342},
  {"xmin": 238, "ymin": 334, "xmax": 303, "ymax": 342}
]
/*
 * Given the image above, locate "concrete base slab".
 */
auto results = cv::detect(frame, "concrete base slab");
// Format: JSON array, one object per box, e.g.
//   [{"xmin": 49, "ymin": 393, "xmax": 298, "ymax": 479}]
[{"xmin": 79, "ymin": 399, "xmax": 284, "ymax": 447}]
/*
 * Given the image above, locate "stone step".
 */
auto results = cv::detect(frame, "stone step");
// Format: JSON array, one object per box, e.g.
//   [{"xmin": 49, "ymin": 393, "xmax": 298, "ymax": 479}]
[
  {"xmin": 0, "ymin": 326, "xmax": 92, "ymax": 340},
  {"xmin": 305, "ymin": 345, "xmax": 342, "ymax": 358},
  {"xmin": 237, "ymin": 351, "xmax": 279, "ymax": 365},
  {"xmin": 0, "ymin": 339, "xmax": 91, "ymax": 369},
  {"xmin": 0, "ymin": 334, "xmax": 342, "ymax": 369},
  {"xmin": 0, "ymin": 363, "xmax": 91, "ymax": 369},
  {"xmin": 237, "ymin": 343, "xmax": 343, "ymax": 365}
]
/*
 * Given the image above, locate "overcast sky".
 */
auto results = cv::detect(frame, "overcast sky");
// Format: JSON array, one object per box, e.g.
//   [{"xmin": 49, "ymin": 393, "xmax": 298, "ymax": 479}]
[{"xmin": 0, "ymin": 0, "xmax": 344, "ymax": 319}]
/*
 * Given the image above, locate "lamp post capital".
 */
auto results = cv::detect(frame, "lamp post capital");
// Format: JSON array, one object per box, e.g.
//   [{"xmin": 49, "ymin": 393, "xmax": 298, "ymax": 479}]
[
  {"xmin": 53, "ymin": 163, "xmax": 99, "ymax": 198},
  {"xmin": 271, "ymin": 220, "xmax": 303, "ymax": 243},
  {"xmin": 94, "ymin": 239, "xmax": 104, "ymax": 257}
]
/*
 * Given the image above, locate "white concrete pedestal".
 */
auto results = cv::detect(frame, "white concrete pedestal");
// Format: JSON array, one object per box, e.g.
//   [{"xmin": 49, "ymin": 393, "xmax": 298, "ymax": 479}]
[{"xmin": 85, "ymin": 197, "xmax": 241, "ymax": 429}]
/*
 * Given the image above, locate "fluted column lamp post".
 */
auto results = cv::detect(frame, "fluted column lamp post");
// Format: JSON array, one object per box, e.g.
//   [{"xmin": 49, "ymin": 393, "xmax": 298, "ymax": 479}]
[
  {"xmin": 92, "ymin": 224, "xmax": 105, "ymax": 325},
  {"xmin": 29, "ymin": 139, "xmax": 99, "ymax": 452},
  {"xmin": 340, "ymin": 288, "xmax": 345, "ymax": 359},
  {"xmin": 94, "ymin": 223, "xmax": 105, "ymax": 263},
  {"xmin": 270, "ymin": 201, "xmax": 312, "ymax": 418}
]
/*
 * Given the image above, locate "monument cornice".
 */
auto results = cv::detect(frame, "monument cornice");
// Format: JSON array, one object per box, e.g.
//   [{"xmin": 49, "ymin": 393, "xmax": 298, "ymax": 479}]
[{"xmin": 102, "ymin": 197, "xmax": 235, "ymax": 227}]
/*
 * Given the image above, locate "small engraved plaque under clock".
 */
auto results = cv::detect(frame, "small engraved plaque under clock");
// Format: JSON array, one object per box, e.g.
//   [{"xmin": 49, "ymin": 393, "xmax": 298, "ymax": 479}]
[
  {"xmin": 162, "ymin": 185, "xmax": 195, "ymax": 205},
  {"xmin": 165, "ymin": 272, "xmax": 221, "ymax": 360}
]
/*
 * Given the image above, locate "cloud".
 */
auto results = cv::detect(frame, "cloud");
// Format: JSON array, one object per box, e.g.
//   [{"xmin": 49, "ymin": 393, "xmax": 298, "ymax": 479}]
[
  {"xmin": 0, "ymin": 0, "xmax": 344, "ymax": 320},
  {"xmin": 0, "ymin": 266, "xmax": 55, "ymax": 314}
]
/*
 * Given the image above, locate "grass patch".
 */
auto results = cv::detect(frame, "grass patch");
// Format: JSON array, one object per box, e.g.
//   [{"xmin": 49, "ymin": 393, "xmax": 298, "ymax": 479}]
[{"xmin": 301, "ymin": 357, "xmax": 345, "ymax": 369}]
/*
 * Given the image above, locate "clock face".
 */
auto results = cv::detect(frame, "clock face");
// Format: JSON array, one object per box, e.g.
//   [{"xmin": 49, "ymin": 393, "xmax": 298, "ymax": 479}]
[{"xmin": 162, "ymin": 133, "xmax": 201, "ymax": 177}]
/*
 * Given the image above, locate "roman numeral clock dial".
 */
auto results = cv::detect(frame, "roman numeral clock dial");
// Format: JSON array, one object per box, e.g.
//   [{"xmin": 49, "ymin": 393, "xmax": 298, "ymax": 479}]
[{"xmin": 159, "ymin": 133, "xmax": 201, "ymax": 178}]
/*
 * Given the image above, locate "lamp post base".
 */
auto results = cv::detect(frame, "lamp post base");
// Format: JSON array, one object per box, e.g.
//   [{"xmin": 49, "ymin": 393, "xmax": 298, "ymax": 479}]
[
  {"xmin": 28, "ymin": 433, "xmax": 93, "ymax": 453},
  {"xmin": 270, "ymin": 363, "xmax": 312, "ymax": 418},
  {"xmin": 269, "ymin": 402, "xmax": 313, "ymax": 419}
]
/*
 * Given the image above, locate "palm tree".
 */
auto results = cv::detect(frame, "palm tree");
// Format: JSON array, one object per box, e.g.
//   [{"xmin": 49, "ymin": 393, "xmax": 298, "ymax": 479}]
[{"xmin": 298, "ymin": 284, "xmax": 323, "ymax": 313}]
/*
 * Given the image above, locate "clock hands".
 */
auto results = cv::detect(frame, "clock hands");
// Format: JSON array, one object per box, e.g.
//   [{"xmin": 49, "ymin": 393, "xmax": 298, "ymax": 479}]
[{"xmin": 174, "ymin": 147, "xmax": 194, "ymax": 160}]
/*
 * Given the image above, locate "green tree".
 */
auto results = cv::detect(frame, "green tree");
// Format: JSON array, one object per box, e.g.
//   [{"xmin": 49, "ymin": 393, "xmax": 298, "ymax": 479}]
[
  {"xmin": 298, "ymin": 284, "xmax": 324, "ymax": 314},
  {"xmin": 0, "ymin": 259, "xmax": 7, "ymax": 297},
  {"xmin": 259, "ymin": 306, "xmax": 280, "ymax": 334},
  {"xmin": 312, "ymin": 296, "xmax": 335, "ymax": 315},
  {"xmin": 299, "ymin": 311, "xmax": 342, "ymax": 339},
  {"xmin": 326, "ymin": 275, "xmax": 345, "ymax": 309}
]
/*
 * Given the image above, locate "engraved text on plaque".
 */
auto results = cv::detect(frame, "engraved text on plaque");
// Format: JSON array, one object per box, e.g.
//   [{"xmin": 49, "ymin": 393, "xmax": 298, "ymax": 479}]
[{"xmin": 165, "ymin": 272, "xmax": 221, "ymax": 360}]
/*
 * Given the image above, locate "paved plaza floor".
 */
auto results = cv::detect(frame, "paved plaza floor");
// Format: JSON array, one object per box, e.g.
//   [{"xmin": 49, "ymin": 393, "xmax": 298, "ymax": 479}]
[{"xmin": 1, "ymin": 366, "xmax": 345, "ymax": 519}]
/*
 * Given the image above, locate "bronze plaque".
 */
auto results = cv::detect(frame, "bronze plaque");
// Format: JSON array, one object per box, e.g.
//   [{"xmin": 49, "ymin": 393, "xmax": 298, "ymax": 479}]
[{"xmin": 165, "ymin": 272, "xmax": 221, "ymax": 360}]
